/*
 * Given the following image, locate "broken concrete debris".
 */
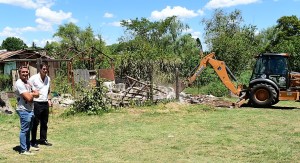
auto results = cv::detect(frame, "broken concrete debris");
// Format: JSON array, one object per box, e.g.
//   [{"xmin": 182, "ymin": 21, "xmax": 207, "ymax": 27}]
[{"xmin": 104, "ymin": 76, "xmax": 234, "ymax": 108}]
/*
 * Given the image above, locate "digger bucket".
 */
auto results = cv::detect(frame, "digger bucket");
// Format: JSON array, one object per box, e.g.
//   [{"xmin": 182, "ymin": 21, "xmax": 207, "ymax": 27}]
[{"xmin": 174, "ymin": 79, "xmax": 187, "ymax": 94}]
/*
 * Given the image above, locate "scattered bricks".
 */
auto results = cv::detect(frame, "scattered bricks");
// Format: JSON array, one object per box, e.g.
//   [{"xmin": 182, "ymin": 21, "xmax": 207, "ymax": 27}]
[{"xmin": 114, "ymin": 83, "xmax": 126, "ymax": 92}]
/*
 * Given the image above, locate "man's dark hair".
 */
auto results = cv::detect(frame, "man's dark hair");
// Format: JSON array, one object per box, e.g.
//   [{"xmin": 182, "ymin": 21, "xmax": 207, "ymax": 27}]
[
  {"xmin": 18, "ymin": 65, "xmax": 28, "ymax": 71},
  {"xmin": 40, "ymin": 62, "xmax": 49, "ymax": 69}
]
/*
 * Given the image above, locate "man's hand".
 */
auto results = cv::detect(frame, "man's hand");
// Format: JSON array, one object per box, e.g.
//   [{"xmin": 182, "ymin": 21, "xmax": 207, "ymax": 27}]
[
  {"xmin": 31, "ymin": 90, "xmax": 40, "ymax": 98},
  {"xmin": 48, "ymin": 99, "xmax": 53, "ymax": 107}
]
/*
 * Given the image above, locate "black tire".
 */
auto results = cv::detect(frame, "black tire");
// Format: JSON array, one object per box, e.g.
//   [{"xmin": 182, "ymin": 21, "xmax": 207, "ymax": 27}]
[
  {"xmin": 272, "ymin": 98, "xmax": 280, "ymax": 105},
  {"xmin": 249, "ymin": 83, "xmax": 277, "ymax": 108}
]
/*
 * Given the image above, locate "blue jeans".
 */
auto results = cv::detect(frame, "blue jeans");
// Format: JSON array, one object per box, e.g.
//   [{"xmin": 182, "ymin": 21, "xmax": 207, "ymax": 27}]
[{"xmin": 17, "ymin": 110, "xmax": 34, "ymax": 152}]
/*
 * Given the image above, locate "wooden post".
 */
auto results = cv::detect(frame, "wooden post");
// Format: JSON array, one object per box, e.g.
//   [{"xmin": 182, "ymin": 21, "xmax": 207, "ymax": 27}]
[
  {"xmin": 149, "ymin": 64, "xmax": 154, "ymax": 102},
  {"xmin": 175, "ymin": 68, "xmax": 179, "ymax": 100},
  {"xmin": 36, "ymin": 58, "xmax": 42, "ymax": 72}
]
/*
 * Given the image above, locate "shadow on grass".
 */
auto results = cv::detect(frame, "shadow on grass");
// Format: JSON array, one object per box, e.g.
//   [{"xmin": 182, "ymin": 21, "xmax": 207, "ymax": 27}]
[
  {"xmin": 240, "ymin": 103, "xmax": 299, "ymax": 110},
  {"xmin": 12, "ymin": 146, "xmax": 21, "ymax": 153},
  {"xmin": 270, "ymin": 106, "xmax": 299, "ymax": 110}
]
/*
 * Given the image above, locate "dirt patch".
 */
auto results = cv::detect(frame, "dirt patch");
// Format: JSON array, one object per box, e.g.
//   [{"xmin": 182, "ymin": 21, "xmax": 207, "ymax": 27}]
[{"xmin": 187, "ymin": 95, "xmax": 234, "ymax": 108}]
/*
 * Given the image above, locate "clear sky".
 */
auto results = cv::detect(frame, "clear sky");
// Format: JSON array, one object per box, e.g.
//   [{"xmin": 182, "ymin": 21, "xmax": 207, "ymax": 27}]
[{"xmin": 0, "ymin": 0, "xmax": 299, "ymax": 49}]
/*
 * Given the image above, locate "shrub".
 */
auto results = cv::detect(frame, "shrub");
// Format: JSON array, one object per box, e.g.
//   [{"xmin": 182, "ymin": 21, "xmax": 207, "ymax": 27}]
[
  {"xmin": 52, "ymin": 72, "xmax": 72, "ymax": 95},
  {"xmin": 184, "ymin": 69, "xmax": 253, "ymax": 97},
  {"xmin": 66, "ymin": 79, "xmax": 110, "ymax": 115},
  {"xmin": 238, "ymin": 70, "xmax": 252, "ymax": 85},
  {"xmin": 201, "ymin": 81, "xmax": 229, "ymax": 97},
  {"xmin": 0, "ymin": 74, "xmax": 12, "ymax": 91}
]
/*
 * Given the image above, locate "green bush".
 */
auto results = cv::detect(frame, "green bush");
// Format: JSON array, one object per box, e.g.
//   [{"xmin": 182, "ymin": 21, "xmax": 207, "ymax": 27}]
[
  {"xmin": 0, "ymin": 74, "xmax": 12, "ymax": 91},
  {"xmin": 200, "ymin": 81, "xmax": 229, "ymax": 97},
  {"xmin": 65, "ymin": 79, "xmax": 110, "ymax": 115},
  {"xmin": 238, "ymin": 70, "xmax": 252, "ymax": 85},
  {"xmin": 52, "ymin": 72, "xmax": 72, "ymax": 95},
  {"xmin": 184, "ymin": 69, "xmax": 253, "ymax": 97}
]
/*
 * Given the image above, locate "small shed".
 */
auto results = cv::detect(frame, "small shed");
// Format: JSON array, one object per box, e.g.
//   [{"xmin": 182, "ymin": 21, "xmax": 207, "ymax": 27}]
[
  {"xmin": 0, "ymin": 49, "xmax": 58, "ymax": 77},
  {"xmin": 0, "ymin": 49, "xmax": 60, "ymax": 90}
]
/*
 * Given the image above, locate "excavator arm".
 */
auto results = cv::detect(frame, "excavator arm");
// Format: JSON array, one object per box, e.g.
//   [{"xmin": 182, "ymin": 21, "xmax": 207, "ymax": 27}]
[
  {"xmin": 187, "ymin": 52, "xmax": 242, "ymax": 96},
  {"xmin": 179, "ymin": 52, "xmax": 248, "ymax": 107}
]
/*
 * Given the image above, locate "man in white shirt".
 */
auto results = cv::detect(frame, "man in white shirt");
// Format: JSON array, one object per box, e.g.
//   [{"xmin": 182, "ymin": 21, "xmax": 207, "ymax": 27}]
[
  {"xmin": 29, "ymin": 62, "xmax": 53, "ymax": 147},
  {"xmin": 15, "ymin": 66, "xmax": 39, "ymax": 155}
]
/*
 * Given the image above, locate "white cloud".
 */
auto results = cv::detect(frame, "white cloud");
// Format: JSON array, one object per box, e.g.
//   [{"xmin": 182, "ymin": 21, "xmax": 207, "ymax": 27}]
[
  {"xmin": 205, "ymin": 0, "xmax": 260, "ymax": 9},
  {"xmin": 191, "ymin": 31, "xmax": 202, "ymax": 39},
  {"xmin": 107, "ymin": 21, "xmax": 121, "ymax": 27},
  {"xmin": 104, "ymin": 12, "xmax": 114, "ymax": 18},
  {"xmin": 150, "ymin": 6, "xmax": 199, "ymax": 20},
  {"xmin": 35, "ymin": 18, "xmax": 53, "ymax": 31},
  {"xmin": 19, "ymin": 26, "xmax": 37, "ymax": 32},
  {"xmin": 32, "ymin": 37, "xmax": 57, "ymax": 47},
  {"xmin": 0, "ymin": 0, "xmax": 54, "ymax": 9},
  {"xmin": 184, "ymin": 28, "xmax": 202, "ymax": 39},
  {"xmin": 68, "ymin": 18, "xmax": 78, "ymax": 23},
  {"xmin": 0, "ymin": 1, "xmax": 76, "ymax": 47},
  {"xmin": 0, "ymin": 27, "xmax": 19, "ymax": 37},
  {"xmin": 0, "ymin": 26, "xmax": 38, "ymax": 45},
  {"xmin": 197, "ymin": 9, "xmax": 205, "ymax": 16},
  {"xmin": 35, "ymin": 7, "xmax": 72, "ymax": 24},
  {"xmin": 0, "ymin": 26, "xmax": 37, "ymax": 37}
]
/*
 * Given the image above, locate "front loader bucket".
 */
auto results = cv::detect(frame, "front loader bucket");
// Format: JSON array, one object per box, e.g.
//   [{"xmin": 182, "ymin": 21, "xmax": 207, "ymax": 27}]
[
  {"xmin": 173, "ymin": 79, "xmax": 187, "ymax": 94},
  {"xmin": 232, "ymin": 91, "xmax": 249, "ymax": 108}
]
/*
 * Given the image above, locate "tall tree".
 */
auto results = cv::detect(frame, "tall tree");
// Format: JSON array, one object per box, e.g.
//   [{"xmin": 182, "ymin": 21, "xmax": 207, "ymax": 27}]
[
  {"xmin": 117, "ymin": 16, "xmax": 192, "ymax": 83},
  {"xmin": 202, "ymin": 9, "xmax": 259, "ymax": 74},
  {"xmin": 44, "ymin": 41, "xmax": 61, "ymax": 58},
  {"xmin": 116, "ymin": 16, "xmax": 198, "ymax": 101},
  {"xmin": 53, "ymin": 23, "xmax": 108, "ymax": 69},
  {"xmin": 1, "ymin": 37, "xmax": 27, "ymax": 51},
  {"xmin": 255, "ymin": 26, "xmax": 279, "ymax": 53},
  {"xmin": 268, "ymin": 15, "xmax": 300, "ymax": 71}
]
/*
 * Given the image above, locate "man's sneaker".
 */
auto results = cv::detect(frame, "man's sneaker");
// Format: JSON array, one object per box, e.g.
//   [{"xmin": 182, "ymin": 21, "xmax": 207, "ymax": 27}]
[
  {"xmin": 20, "ymin": 151, "xmax": 35, "ymax": 155},
  {"xmin": 40, "ymin": 140, "xmax": 52, "ymax": 146},
  {"xmin": 30, "ymin": 145, "xmax": 40, "ymax": 151},
  {"xmin": 31, "ymin": 143, "xmax": 39, "ymax": 148}
]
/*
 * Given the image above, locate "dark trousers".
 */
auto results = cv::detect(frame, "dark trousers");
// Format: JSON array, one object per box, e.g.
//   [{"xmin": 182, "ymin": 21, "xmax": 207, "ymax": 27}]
[{"xmin": 31, "ymin": 101, "xmax": 49, "ymax": 144}]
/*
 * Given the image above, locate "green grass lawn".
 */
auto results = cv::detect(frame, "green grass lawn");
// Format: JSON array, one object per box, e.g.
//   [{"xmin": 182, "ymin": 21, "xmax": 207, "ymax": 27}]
[{"xmin": 0, "ymin": 101, "xmax": 299, "ymax": 162}]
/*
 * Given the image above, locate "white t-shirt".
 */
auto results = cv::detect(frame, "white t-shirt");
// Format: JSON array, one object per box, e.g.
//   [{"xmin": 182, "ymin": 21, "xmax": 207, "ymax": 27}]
[
  {"xmin": 29, "ymin": 73, "xmax": 51, "ymax": 102},
  {"xmin": 15, "ymin": 79, "xmax": 34, "ymax": 111}
]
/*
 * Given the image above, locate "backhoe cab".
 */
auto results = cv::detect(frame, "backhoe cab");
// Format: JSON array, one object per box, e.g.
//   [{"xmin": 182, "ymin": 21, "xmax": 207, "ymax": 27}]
[
  {"xmin": 248, "ymin": 53, "xmax": 300, "ymax": 107},
  {"xmin": 183, "ymin": 52, "xmax": 300, "ymax": 108}
]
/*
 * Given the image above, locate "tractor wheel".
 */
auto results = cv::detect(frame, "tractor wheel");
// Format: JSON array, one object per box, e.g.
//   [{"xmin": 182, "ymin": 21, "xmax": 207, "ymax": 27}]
[
  {"xmin": 272, "ymin": 98, "xmax": 280, "ymax": 105},
  {"xmin": 249, "ymin": 83, "xmax": 277, "ymax": 108}
]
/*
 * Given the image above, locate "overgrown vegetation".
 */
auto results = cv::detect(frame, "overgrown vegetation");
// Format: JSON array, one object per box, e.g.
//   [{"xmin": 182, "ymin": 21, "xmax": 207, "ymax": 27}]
[
  {"xmin": 0, "ymin": 37, "xmax": 27, "ymax": 51},
  {"xmin": 184, "ymin": 67, "xmax": 253, "ymax": 97},
  {"xmin": 65, "ymin": 79, "xmax": 110, "ymax": 115},
  {"xmin": 0, "ymin": 74, "xmax": 12, "ymax": 91},
  {"xmin": 52, "ymin": 70, "xmax": 72, "ymax": 95}
]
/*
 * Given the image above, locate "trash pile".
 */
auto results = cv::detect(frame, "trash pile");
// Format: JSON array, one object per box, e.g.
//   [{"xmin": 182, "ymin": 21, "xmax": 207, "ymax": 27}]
[
  {"xmin": 52, "ymin": 93, "xmax": 75, "ymax": 108},
  {"xmin": 0, "ymin": 91, "xmax": 13, "ymax": 114},
  {"xmin": 104, "ymin": 76, "xmax": 234, "ymax": 108}
]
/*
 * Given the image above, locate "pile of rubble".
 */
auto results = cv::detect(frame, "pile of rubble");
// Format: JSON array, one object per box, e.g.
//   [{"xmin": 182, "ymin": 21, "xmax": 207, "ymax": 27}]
[
  {"xmin": 183, "ymin": 94, "xmax": 234, "ymax": 108},
  {"xmin": 0, "ymin": 91, "xmax": 13, "ymax": 114},
  {"xmin": 104, "ymin": 76, "xmax": 234, "ymax": 108},
  {"xmin": 52, "ymin": 94, "xmax": 75, "ymax": 107}
]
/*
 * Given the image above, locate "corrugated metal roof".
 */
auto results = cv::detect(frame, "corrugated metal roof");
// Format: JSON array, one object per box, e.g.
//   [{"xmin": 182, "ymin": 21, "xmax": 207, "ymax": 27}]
[
  {"xmin": 0, "ymin": 50, "xmax": 26, "ymax": 61},
  {"xmin": 0, "ymin": 49, "xmax": 52, "ymax": 61}
]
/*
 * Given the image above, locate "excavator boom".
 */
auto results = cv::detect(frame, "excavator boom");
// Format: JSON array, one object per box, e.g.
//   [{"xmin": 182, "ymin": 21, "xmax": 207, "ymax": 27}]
[
  {"xmin": 179, "ymin": 52, "xmax": 247, "ymax": 107},
  {"xmin": 187, "ymin": 52, "xmax": 242, "ymax": 96}
]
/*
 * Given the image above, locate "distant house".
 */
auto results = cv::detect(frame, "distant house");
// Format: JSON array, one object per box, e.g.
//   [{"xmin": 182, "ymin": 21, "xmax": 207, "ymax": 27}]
[
  {"xmin": 0, "ymin": 49, "xmax": 59, "ymax": 88},
  {"xmin": 0, "ymin": 50, "xmax": 59, "ymax": 77}
]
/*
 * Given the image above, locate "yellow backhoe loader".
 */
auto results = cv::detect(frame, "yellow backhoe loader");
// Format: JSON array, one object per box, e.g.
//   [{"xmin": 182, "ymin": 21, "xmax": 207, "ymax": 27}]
[{"xmin": 181, "ymin": 52, "xmax": 300, "ymax": 108}]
